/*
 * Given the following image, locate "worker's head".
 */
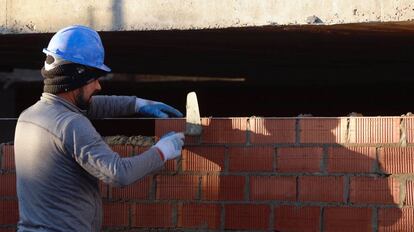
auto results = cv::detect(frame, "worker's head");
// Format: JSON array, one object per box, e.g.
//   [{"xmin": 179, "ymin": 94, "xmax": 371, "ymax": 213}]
[{"xmin": 41, "ymin": 25, "xmax": 110, "ymax": 109}]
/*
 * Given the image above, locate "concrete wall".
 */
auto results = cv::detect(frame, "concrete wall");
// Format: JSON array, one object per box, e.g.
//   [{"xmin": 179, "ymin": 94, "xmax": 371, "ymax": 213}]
[
  {"xmin": 2, "ymin": 0, "xmax": 414, "ymax": 34},
  {"xmin": 1, "ymin": 117, "xmax": 414, "ymax": 231}
]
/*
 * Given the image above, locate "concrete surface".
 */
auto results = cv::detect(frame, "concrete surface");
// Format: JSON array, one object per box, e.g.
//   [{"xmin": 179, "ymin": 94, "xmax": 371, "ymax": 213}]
[{"xmin": 1, "ymin": 0, "xmax": 414, "ymax": 34}]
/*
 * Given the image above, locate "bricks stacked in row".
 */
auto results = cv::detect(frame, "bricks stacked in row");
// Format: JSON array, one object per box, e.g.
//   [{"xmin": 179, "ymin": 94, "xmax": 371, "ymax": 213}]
[
  {"xmin": 2, "ymin": 117, "xmax": 414, "ymax": 231},
  {"xmin": 0, "ymin": 144, "xmax": 18, "ymax": 232}
]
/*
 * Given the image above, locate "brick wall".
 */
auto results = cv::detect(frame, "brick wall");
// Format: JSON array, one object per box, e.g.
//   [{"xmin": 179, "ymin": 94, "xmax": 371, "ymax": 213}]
[{"xmin": 1, "ymin": 117, "xmax": 414, "ymax": 231}]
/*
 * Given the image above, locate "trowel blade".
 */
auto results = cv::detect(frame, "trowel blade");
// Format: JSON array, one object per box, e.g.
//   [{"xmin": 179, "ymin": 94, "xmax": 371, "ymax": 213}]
[{"xmin": 185, "ymin": 92, "xmax": 202, "ymax": 136}]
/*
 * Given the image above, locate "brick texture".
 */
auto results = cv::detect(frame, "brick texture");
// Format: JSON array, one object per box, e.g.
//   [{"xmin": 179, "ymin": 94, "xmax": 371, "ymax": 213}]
[
  {"xmin": 225, "ymin": 204, "xmax": 270, "ymax": 230},
  {"xmin": 299, "ymin": 176, "xmax": 343, "ymax": 202},
  {"xmin": 111, "ymin": 176, "xmax": 151, "ymax": 200},
  {"xmin": 0, "ymin": 200, "xmax": 18, "ymax": 225},
  {"xmin": 201, "ymin": 175, "xmax": 245, "ymax": 201},
  {"xmin": 350, "ymin": 177, "xmax": 399, "ymax": 204},
  {"xmin": 1, "ymin": 117, "xmax": 412, "ymax": 231},
  {"xmin": 327, "ymin": 147, "xmax": 376, "ymax": 173},
  {"xmin": 0, "ymin": 228, "xmax": 17, "ymax": 232},
  {"xmin": 182, "ymin": 147, "xmax": 225, "ymax": 172},
  {"xmin": 274, "ymin": 206, "xmax": 320, "ymax": 232},
  {"xmin": 277, "ymin": 147, "xmax": 323, "ymax": 173},
  {"xmin": 155, "ymin": 119, "xmax": 185, "ymax": 136},
  {"xmin": 406, "ymin": 117, "xmax": 414, "ymax": 144},
  {"xmin": 132, "ymin": 203, "xmax": 172, "ymax": 228},
  {"xmin": 378, "ymin": 208, "xmax": 413, "ymax": 232},
  {"xmin": 0, "ymin": 174, "xmax": 16, "ymax": 197},
  {"xmin": 324, "ymin": 207, "xmax": 372, "ymax": 232},
  {"xmin": 249, "ymin": 118, "xmax": 296, "ymax": 144},
  {"xmin": 250, "ymin": 176, "xmax": 296, "ymax": 201},
  {"xmin": 102, "ymin": 202, "xmax": 129, "ymax": 227},
  {"xmin": 350, "ymin": 117, "xmax": 400, "ymax": 144},
  {"xmin": 156, "ymin": 175, "xmax": 199, "ymax": 200},
  {"xmin": 228, "ymin": 147, "xmax": 274, "ymax": 172},
  {"xmin": 163, "ymin": 159, "xmax": 177, "ymax": 172},
  {"xmin": 155, "ymin": 118, "xmax": 198, "ymax": 145},
  {"xmin": 110, "ymin": 144, "xmax": 134, "ymax": 157},
  {"xmin": 405, "ymin": 180, "xmax": 414, "ymax": 206},
  {"xmin": 379, "ymin": 147, "xmax": 414, "ymax": 174},
  {"xmin": 300, "ymin": 118, "xmax": 344, "ymax": 143},
  {"xmin": 201, "ymin": 118, "xmax": 247, "ymax": 144},
  {"xmin": 1, "ymin": 145, "xmax": 14, "ymax": 170},
  {"xmin": 178, "ymin": 203, "xmax": 221, "ymax": 230}
]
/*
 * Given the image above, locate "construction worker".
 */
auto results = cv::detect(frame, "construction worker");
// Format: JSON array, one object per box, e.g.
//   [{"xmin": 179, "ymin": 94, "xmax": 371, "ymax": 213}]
[{"xmin": 14, "ymin": 25, "xmax": 185, "ymax": 232}]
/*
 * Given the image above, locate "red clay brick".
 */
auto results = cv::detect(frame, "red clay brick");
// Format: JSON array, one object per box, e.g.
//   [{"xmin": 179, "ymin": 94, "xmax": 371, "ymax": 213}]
[
  {"xmin": 156, "ymin": 175, "xmax": 199, "ymax": 200},
  {"xmin": 351, "ymin": 117, "xmax": 400, "ymax": 144},
  {"xmin": 274, "ymin": 206, "xmax": 320, "ymax": 232},
  {"xmin": 110, "ymin": 144, "xmax": 134, "ymax": 157},
  {"xmin": 350, "ymin": 177, "xmax": 399, "ymax": 204},
  {"xmin": 155, "ymin": 119, "xmax": 198, "ymax": 145},
  {"xmin": 406, "ymin": 117, "xmax": 414, "ymax": 144},
  {"xmin": 324, "ymin": 207, "xmax": 372, "ymax": 232},
  {"xmin": 405, "ymin": 180, "xmax": 414, "ymax": 206},
  {"xmin": 178, "ymin": 203, "xmax": 221, "ymax": 229},
  {"xmin": 201, "ymin": 118, "xmax": 247, "ymax": 144},
  {"xmin": 300, "ymin": 118, "xmax": 343, "ymax": 143},
  {"xmin": 163, "ymin": 160, "xmax": 177, "ymax": 172},
  {"xmin": 182, "ymin": 147, "xmax": 225, "ymax": 172},
  {"xmin": 0, "ymin": 174, "xmax": 16, "ymax": 197},
  {"xmin": 225, "ymin": 204, "xmax": 270, "ymax": 230},
  {"xmin": 132, "ymin": 203, "xmax": 173, "ymax": 228},
  {"xmin": 327, "ymin": 147, "xmax": 376, "ymax": 173},
  {"xmin": 250, "ymin": 118, "xmax": 296, "ymax": 144},
  {"xmin": 201, "ymin": 175, "xmax": 245, "ymax": 201},
  {"xmin": 111, "ymin": 176, "xmax": 151, "ymax": 200},
  {"xmin": 277, "ymin": 147, "xmax": 323, "ymax": 173},
  {"xmin": 1, "ymin": 145, "xmax": 14, "ymax": 170},
  {"xmin": 379, "ymin": 147, "xmax": 414, "ymax": 174},
  {"xmin": 299, "ymin": 176, "xmax": 344, "ymax": 202},
  {"xmin": 228, "ymin": 147, "xmax": 273, "ymax": 172},
  {"xmin": 155, "ymin": 119, "xmax": 185, "ymax": 136},
  {"xmin": 378, "ymin": 208, "xmax": 413, "ymax": 231},
  {"xmin": 250, "ymin": 176, "xmax": 296, "ymax": 201},
  {"xmin": 0, "ymin": 228, "xmax": 17, "ymax": 232},
  {"xmin": 102, "ymin": 202, "xmax": 129, "ymax": 227},
  {"xmin": 0, "ymin": 200, "xmax": 18, "ymax": 225}
]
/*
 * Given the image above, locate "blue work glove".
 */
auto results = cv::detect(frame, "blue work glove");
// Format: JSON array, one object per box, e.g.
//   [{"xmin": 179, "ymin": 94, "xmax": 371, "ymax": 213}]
[
  {"xmin": 153, "ymin": 131, "xmax": 185, "ymax": 161},
  {"xmin": 135, "ymin": 98, "xmax": 183, "ymax": 118}
]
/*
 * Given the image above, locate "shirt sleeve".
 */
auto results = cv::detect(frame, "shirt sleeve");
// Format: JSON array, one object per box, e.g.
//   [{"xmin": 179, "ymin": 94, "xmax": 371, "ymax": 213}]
[
  {"xmin": 87, "ymin": 95, "xmax": 136, "ymax": 119},
  {"xmin": 62, "ymin": 114, "xmax": 164, "ymax": 187}
]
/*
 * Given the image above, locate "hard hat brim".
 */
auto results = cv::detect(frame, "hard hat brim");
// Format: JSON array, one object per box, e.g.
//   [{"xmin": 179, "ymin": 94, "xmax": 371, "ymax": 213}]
[{"xmin": 43, "ymin": 48, "xmax": 111, "ymax": 72}]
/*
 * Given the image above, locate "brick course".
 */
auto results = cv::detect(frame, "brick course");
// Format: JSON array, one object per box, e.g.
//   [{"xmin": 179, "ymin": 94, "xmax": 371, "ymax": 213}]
[{"xmin": 3, "ymin": 117, "xmax": 413, "ymax": 231}]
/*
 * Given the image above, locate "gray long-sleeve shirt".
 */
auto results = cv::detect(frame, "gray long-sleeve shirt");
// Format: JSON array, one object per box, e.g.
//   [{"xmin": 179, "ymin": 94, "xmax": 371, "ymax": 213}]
[{"xmin": 14, "ymin": 93, "xmax": 164, "ymax": 232}]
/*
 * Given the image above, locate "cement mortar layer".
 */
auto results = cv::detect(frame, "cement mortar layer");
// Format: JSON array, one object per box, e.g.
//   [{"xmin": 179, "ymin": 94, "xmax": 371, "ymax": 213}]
[
  {"xmin": 1, "ymin": 0, "xmax": 414, "ymax": 34},
  {"xmin": 103, "ymin": 135, "xmax": 155, "ymax": 146}
]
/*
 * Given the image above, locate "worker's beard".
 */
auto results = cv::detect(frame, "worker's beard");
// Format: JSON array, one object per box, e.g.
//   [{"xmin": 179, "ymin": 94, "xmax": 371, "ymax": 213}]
[{"xmin": 75, "ymin": 88, "xmax": 91, "ymax": 111}]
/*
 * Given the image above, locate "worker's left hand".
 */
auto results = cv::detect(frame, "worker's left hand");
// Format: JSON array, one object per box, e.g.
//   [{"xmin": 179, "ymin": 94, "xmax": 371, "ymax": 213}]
[{"xmin": 135, "ymin": 97, "xmax": 183, "ymax": 118}]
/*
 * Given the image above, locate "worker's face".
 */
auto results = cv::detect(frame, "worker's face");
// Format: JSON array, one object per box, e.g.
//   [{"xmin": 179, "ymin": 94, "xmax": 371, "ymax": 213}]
[{"xmin": 75, "ymin": 79, "xmax": 102, "ymax": 110}]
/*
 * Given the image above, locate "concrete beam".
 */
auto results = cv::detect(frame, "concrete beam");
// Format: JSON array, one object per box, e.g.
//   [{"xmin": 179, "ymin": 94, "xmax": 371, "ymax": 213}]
[
  {"xmin": 1, "ymin": 0, "xmax": 414, "ymax": 34},
  {"xmin": 0, "ymin": 0, "xmax": 6, "ymax": 33}
]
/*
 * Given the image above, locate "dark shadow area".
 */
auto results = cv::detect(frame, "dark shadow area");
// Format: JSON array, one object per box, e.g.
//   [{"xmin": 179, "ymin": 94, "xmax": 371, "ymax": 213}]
[{"xmin": 1, "ymin": 23, "xmax": 414, "ymax": 117}]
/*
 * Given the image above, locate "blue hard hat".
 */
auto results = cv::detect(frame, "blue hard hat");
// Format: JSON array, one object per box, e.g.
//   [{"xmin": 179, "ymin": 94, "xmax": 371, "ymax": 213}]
[{"xmin": 43, "ymin": 25, "xmax": 111, "ymax": 72}]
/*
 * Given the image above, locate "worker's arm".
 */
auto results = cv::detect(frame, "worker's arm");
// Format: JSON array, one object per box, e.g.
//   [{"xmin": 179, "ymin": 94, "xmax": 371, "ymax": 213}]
[
  {"xmin": 63, "ymin": 114, "xmax": 166, "ymax": 186},
  {"xmin": 87, "ymin": 95, "xmax": 183, "ymax": 118},
  {"xmin": 87, "ymin": 95, "xmax": 136, "ymax": 118}
]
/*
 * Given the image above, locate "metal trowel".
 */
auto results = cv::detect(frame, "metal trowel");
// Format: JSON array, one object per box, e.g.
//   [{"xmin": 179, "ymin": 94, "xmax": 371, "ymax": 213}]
[{"xmin": 185, "ymin": 92, "xmax": 202, "ymax": 136}]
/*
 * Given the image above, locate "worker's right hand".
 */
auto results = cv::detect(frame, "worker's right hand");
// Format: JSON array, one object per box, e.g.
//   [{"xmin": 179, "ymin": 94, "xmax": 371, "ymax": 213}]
[{"xmin": 154, "ymin": 132, "xmax": 185, "ymax": 161}]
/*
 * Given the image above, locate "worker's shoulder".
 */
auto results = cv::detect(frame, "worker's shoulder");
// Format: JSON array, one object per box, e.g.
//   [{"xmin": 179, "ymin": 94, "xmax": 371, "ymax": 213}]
[{"xmin": 18, "ymin": 99, "xmax": 90, "ymax": 135}]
